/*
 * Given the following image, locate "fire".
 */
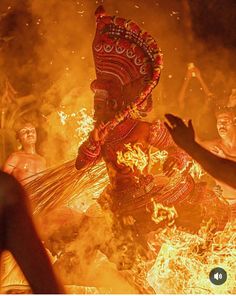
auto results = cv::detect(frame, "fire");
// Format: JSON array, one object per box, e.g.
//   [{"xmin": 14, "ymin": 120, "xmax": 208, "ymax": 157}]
[
  {"xmin": 117, "ymin": 143, "xmax": 148, "ymax": 173},
  {"xmin": 150, "ymin": 149, "xmax": 168, "ymax": 164},
  {"xmin": 147, "ymin": 221, "xmax": 236, "ymax": 294},
  {"xmin": 53, "ymin": 107, "xmax": 94, "ymax": 159},
  {"xmin": 57, "ymin": 110, "xmax": 68, "ymax": 125},
  {"xmin": 57, "ymin": 107, "xmax": 94, "ymax": 144},
  {"xmin": 189, "ymin": 160, "xmax": 205, "ymax": 179},
  {"xmin": 117, "ymin": 143, "xmax": 168, "ymax": 173},
  {"xmin": 151, "ymin": 201, "xmax": 178, "ymax": 227},
  {"xmin": 175, "ymin": 159, "xmax": 205, "ymax": 180},
  {"xmin": 75, "ymin": 108, "xmax": 95, "ymax": 146}
]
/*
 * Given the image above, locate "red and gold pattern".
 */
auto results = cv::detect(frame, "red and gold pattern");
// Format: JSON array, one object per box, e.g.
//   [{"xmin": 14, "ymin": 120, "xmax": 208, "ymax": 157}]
[{"xmin": 92, "ymin": 6, "xmax": 163, "ymax": 129}]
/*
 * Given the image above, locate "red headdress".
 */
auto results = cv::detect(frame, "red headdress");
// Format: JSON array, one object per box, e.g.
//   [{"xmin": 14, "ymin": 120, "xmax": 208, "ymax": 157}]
[{"xmin": 91, "ymin": 6, "xmax": 163, "ymax": 128}]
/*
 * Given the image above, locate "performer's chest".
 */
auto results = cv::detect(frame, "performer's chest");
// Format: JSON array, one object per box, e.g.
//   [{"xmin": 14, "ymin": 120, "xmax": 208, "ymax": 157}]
[{"xmin": 101, "ymin": 131, "xmax": 149, "ymax": 167}]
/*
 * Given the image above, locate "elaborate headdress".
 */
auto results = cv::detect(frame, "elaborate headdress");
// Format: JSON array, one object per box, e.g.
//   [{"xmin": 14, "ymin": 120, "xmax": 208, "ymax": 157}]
[{"xmin": 92, "ymin": 6, "xmax": 163, "ymax": 128}]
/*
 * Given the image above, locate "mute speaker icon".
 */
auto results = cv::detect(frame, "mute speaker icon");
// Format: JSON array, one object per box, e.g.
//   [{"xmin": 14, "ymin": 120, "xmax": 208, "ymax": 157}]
[{"xmin": 210, "ymin": 267, "xmax": 227, "ymax": 285}]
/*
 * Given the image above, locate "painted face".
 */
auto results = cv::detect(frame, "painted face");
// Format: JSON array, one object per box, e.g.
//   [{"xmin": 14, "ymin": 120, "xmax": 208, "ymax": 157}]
[
  {"xmin": 216, "ymin": 113, "xmax": 235, "ymax": 138},
  {"xmin": 18, "ymin": 124, "xmax": 37, "ymax": 146},
  {"xmin": 94, "ymin": 89, "xmax": 116, "ymax": 123}
]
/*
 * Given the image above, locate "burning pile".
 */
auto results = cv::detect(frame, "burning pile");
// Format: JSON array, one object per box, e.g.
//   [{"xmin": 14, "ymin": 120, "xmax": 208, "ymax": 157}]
[{"xmin": 147, "ymin": 221, "xmax": 236, "ymax": 294}]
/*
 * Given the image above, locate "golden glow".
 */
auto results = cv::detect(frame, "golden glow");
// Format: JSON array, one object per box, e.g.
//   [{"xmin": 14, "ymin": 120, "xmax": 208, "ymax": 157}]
[
  {"xmin": 147, "ymin": 221, "xmax": 236, "ymax": 293},
  {"xmin": 150, "ymin": 149, "xmax": 168, "ymax": 164},
  {"xmin": 117, "ymin": 143, "xmax": 148, "ymax": 173},
  {"xmin": 189, "ymin": 160, "xmax": 205, "ymax": 179},
  {"xmin": 117, "ymin": 143, "xmax": 168, "ymax": 173},
  {"xmin": 75, "ymin": 108, "xmax": 95, "ymax": 146},
  {"xmin": 151, "ymin": 201, "xmax": 178, "ymax": 227}
]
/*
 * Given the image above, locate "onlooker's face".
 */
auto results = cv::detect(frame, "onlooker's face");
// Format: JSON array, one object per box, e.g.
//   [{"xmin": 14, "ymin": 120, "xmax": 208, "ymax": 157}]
[
  {"xmin": 18, "ymin": 124, "xmax": 37, "ymax": 146},
  {"xmin": 216, "ymin": 113, "xmax": 235, "ymax": 138}
]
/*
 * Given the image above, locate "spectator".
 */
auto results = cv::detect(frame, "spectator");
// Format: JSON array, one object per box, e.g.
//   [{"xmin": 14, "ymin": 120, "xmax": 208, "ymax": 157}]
[
  {"xmin": 3, "ymin": 122, "xmax": 46, "ymax": 185},
  {"xmin": 165, "ymin": 113, "xmax": 236, "ymax": 191},
  {"xmin": 0, "ymin": 170, "xmax": 63, "ymax": 294}
]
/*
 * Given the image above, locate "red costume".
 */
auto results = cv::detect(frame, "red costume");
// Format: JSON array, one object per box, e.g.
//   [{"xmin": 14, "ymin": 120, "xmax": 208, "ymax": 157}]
[{"xmin": 76, "ymin": 6, "xmax": 229, "ymax": 236}]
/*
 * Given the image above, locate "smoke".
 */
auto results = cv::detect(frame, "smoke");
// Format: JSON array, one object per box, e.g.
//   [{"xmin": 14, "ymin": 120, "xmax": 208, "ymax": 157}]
[
  {"xmin": 1, "ymin": 1, "xmax": 235, "ymax": 291},
  {"xmin": 1, "ymin": 0, "xmax": 235, "ymax": 163}
]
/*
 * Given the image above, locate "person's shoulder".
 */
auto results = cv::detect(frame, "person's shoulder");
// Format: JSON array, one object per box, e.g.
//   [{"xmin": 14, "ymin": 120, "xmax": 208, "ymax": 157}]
[
  {"xmin": 6, "ymin": 151, "xmax": 21, "ymax": 160},
  {"xmin": 7, "ymin": 151, "xmax": 28, "ymax": 164},
  {"xmin": 201, "ymin": 139, "xmax": 220, "ymax": 149}
]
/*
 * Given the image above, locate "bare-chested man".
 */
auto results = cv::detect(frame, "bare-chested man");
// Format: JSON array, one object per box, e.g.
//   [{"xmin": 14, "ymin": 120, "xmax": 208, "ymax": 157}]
[
  {"xmin": 3, "ymin": 123, "xmax": 46, "ymax": 184},
  {"xmin": 2, "ymin": 122, "xmax": 46, "ymax": 291},
  {"xmin": 202, "ymin": 109, "xmax": 236, "ymax": 207}
]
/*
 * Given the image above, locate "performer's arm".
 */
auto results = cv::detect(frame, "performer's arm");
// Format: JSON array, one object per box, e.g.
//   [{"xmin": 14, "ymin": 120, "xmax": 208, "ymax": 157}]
[
  {"xmin": 75, "ymin": 124, "xmax": 109, "ymax": 170},
  {"xmin": 1, "ymin": 172, "xmax": 64, "ymax": 294},
  {"xmin": 165, "ymin": 114, "xmax": 236, "ymax": 189},
  {"xmin": 148, "ymin": 120, "xmax": 190, "ymax": 176},
  {"xmin": 75, "ymin": 133, "xmax": 102, "ymax": 170}
]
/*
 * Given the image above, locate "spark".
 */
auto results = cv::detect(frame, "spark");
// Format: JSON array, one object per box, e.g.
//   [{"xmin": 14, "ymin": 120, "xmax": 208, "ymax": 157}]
[{"xmin": 57, "ymin": 111, "xmax": 67, "ymax": 125}]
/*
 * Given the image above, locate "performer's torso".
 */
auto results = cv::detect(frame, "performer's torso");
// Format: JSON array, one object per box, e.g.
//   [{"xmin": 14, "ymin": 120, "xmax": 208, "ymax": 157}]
[{"xmin": 101, "ymin": 119, "xmax": 152, "ymax": 191}]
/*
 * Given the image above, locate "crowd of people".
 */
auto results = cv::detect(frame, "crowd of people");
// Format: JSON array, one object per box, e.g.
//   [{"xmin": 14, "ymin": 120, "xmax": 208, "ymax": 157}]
[{"xmin": 0, "ymin": 5, "xmax": 235, "ymax": 294}]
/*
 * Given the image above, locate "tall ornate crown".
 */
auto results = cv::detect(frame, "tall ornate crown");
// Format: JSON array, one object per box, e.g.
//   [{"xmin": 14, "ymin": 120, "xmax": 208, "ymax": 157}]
[
  {"xmin": 93, "ymin": 6, "xmax": 162, "ymax": 87},
  {"xmin": 92, "ymin": 6, "xmax": 163, "ymax": 127}
]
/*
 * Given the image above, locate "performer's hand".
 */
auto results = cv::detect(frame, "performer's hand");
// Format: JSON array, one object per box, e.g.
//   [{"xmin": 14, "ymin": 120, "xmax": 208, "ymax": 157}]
[{"xmin": 164, "ymin": 114, "xmax": 196, "ymax": 152}]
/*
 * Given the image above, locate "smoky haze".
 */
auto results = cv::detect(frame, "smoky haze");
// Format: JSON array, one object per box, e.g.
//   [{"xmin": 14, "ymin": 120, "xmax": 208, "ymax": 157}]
[{"xmin": 0, "ymin": 0, "xmax": 235, "ymax": 165}]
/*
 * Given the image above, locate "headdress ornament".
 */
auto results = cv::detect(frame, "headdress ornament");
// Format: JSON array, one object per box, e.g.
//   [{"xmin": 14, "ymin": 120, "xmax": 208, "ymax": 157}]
[{"xmin": 92, "ymin": 6, "xmax": 163, "ymax": 127}]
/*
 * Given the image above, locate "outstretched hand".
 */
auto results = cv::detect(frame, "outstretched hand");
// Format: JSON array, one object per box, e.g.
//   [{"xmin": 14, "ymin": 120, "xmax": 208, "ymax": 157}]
[{"xmin": 164, "ymin": 114, "xmax": 196, "ymax": 152}]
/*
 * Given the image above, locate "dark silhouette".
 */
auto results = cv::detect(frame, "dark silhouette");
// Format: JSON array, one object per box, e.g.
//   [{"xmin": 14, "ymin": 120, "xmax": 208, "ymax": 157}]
[
  {"xmin": 165, "ymin": 113, "xmax": 236, "ymax": 189},
  {"xmin": 0, "ymin": 170, "xmax": 63, "ymax": 294}
]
